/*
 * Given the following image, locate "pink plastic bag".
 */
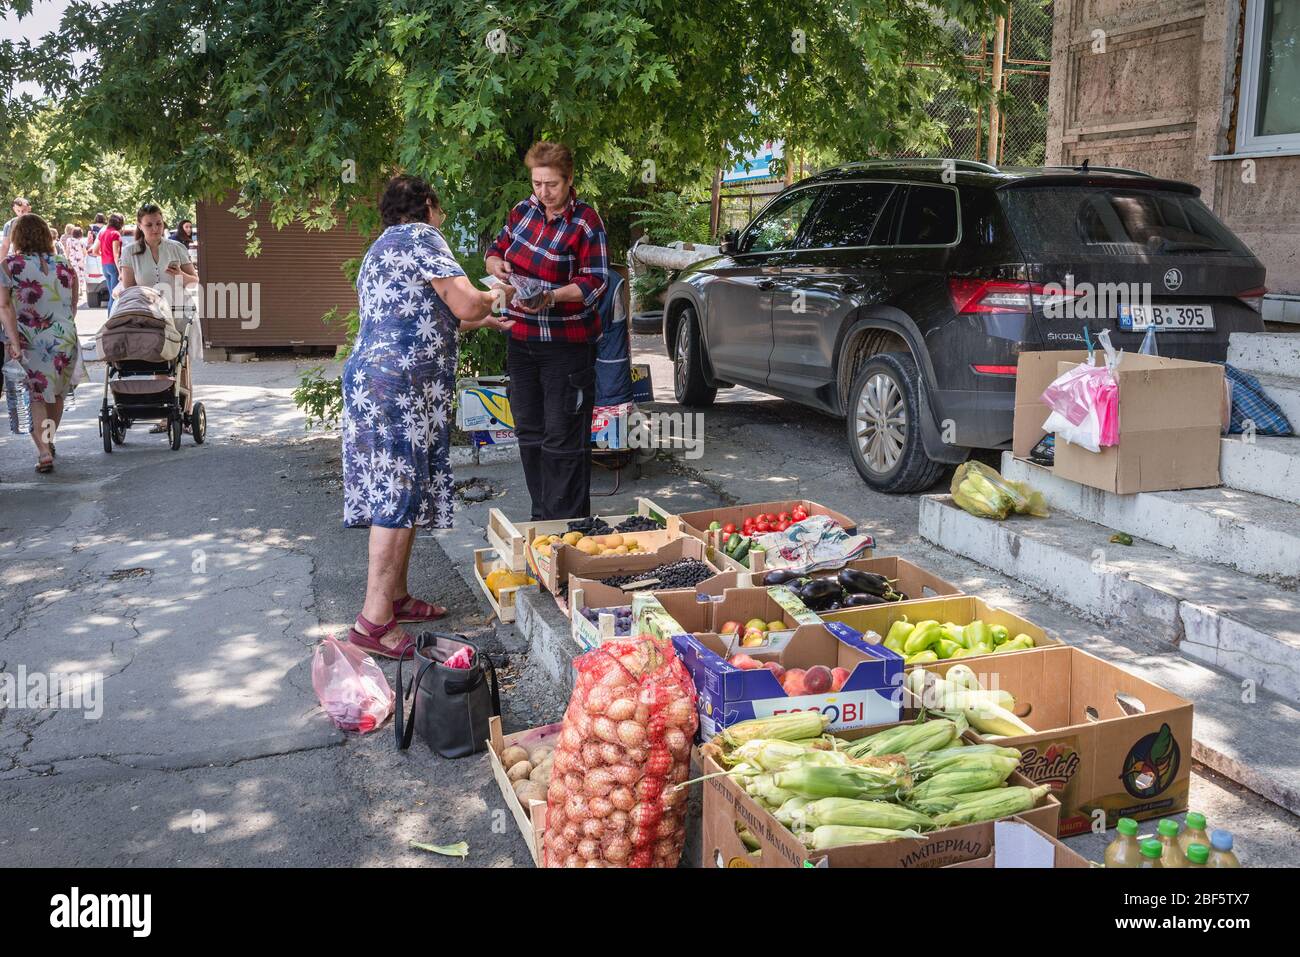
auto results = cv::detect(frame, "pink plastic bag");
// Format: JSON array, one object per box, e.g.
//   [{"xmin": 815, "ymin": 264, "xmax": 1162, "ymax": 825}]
[
  {"xmin": 311, "ymin": 637, "xmax": 394, "ymax": 733},
  {"xmin": 1041, "ymin": 361, "xmax": 1119, "ymax": 452}
]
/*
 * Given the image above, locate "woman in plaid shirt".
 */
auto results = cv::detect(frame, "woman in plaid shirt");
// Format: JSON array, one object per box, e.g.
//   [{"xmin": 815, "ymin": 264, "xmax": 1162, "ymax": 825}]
[{"xmin": 486, "ymin": 141, "xmax": 609, "ymax": 520}]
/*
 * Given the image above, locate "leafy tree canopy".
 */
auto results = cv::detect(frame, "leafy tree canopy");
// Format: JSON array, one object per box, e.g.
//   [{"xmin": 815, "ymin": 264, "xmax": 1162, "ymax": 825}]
[{"xmin": 4, "ymin": 0, "xmax": 1007, "ymax": 252}]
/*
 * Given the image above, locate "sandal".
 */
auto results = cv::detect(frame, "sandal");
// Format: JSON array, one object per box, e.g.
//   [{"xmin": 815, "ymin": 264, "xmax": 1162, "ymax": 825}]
[
  {"xmin": 347, "ymin": 614, "xmax": 415, "ymax": 660},
  {"xmin": 35, "ymin": 456, "xmax": 54, "ymax": 474},
  {"xmin": 393, "ymin": 595, "xmax": 447, "ymax": 623}
]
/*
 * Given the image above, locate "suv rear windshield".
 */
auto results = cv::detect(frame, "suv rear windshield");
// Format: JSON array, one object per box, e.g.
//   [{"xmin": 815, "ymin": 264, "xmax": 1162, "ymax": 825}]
[{"xmin": 1001, "ymin": 186, "xmax": 1253, "ymax": 258}]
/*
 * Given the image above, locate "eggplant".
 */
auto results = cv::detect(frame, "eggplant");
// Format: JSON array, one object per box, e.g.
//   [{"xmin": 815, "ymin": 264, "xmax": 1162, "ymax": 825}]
[
  {"xmin": 763, "ymin": 569, "xmax": 802, "ymax": 587},
  {"xmin": 837, "ymin": 568, "xmax": 892, "ymax": 596},
  {"xmin": 844, "ymin": 592, "xmax": 890, "ymax": 607},
  {"xmin": 797, "ymin": 578, "xmax": 842, "ymax": 605}
]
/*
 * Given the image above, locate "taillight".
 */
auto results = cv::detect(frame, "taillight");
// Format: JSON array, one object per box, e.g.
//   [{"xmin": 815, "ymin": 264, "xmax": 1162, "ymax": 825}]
[
  {"xmin": 948, "ymin": 278, "xmax": 1079, "ymax": 315},
  {"xmin": 971, "ymin": 364, "xmax": 1018, "ymax": 376},
  {"xmin": 1238, "ymin": 286, "xmax": 1267, "ymax": 313}
]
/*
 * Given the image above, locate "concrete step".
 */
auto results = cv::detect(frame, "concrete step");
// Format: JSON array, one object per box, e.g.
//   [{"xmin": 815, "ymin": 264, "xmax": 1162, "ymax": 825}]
[
  {"xmin": 1229, "ymin": 331, "xmax": 1300, "ymax": 378},
  {"xmin": 1220, "ymin": 435, "xmax": 1300, "ymax": 506},
  {"xmin": 1002, "ymin": 452, "xmax": 1300, "ymax": 581},
  {"xmin": 918, "ymin": 495, "xmax": 1300, "ymax": 701},
  {"xmin": 897, "ymin": 538, "xmax": 1300, "ymax": 818},
  {"xmin": 1246, "ymin": 370, "xmax": 1300, "ymax": 427}
]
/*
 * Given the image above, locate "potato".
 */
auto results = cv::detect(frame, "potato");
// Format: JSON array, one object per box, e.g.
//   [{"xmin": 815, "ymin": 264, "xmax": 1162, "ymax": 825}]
[
  {"xmin": 529, "ymin": 746, "xmax": 553, "ymax": 765},
  {"xmin": 514, "ymin": 780, "xmax": 545, "ymax": 803},
  {"xmin": 529, "ymin": 763, "xmax": 551, "ymax": 785},
  {"xmin": 501, "ymin": 746, "xmax": 529, "ymax": 768},
  {"xmin": 507, "ymin": 760, "xmax": 533, "ymax": 782}
]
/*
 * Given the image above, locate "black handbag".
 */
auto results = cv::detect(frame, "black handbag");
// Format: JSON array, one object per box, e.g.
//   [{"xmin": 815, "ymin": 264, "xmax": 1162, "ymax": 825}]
[{"xmin": 394, "ymin": 632, "xmax": 500, "ymax": 759}]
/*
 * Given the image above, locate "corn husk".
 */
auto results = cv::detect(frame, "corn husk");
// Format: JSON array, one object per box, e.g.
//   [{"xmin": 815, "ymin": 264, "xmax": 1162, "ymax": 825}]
[
  {"xmin": 930, "ymin": 785, "xmax": 1050, "ymax": 826},
  {"xmin": 803, "ymin": 825, "xmax": 924, "ymax": 850},
  {"xmin": 722, "ymin": 713, "xmax": 831, "ymax": 748},
  {"xmin": 909, "ymin": 785, "xmax": 1012, "ymax": 815},
  {"xmin": 912, "ymin": 751, "xmax": 1022, "ymax": 781},
  {"xmin": 792, "ymin": 797, "xmax": 935, "ymax": 832},
  {"xmin": 845, "ymin": 718, "xmax": 960, "ymax": 759},
  {"xmin": 908, "ymin": 765, "xmax": 1016, "ymax": 802},
  {"xmin": 774, "ymin": 762, "xmax": 911, "ymax": 800}
]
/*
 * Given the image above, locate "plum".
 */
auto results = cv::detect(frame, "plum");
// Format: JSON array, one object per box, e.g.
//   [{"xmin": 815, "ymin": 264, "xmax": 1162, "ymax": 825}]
[{"xmin": 804, "ymin": 665, "xmax": 833, "ymax": 694}]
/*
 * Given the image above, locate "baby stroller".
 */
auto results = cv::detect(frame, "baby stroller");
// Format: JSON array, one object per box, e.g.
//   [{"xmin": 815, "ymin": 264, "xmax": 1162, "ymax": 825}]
[{"xmin": 95, "ymin": 285, "xmax": 207, "ymax": 452}]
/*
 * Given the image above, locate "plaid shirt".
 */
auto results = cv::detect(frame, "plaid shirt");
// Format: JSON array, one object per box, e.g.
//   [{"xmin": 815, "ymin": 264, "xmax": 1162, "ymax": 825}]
[{"xmin": 486, "ymin": 191, "xmax": 608, "ymax": 343}]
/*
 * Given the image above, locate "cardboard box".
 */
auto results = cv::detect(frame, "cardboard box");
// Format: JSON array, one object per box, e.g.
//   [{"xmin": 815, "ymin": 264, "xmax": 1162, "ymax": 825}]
[
  {"xmin": 944, "ymin": 817, "xmax": 1093, "ymax": 869},
  {"xmin": 793, "ymin": 556, "xmax": 962, "ymax": 609},
  {"xmin": 673, "ymin": 622, "xmax": 903, "ymax": 740},
  {"xmin": 457, "ymin": 376, "xmax": 514, "ymax": 431},
  {"xmin": 700, "ymin": 721, "xmax": 1062, "ymax": 868},
  {"xmin": 630, "ymin": 362, "xmax": 654, "ymax": 404},
  {"xmin": 821, "ymin": 595, "xmax": 1059, "ymax": 664},
  {"xmin": 486, "ymin": 716, "xmax": 558, "ymax": 866},
  {"xmin": 703, "ymin": 586, "xmax": 824, "ymax": 646},
  {"xmin": 630, "ymin": 587, "xmax": 717, "ymax": 643},
  {"xmin": 1013, "ymin": 350, "xmax": 1091, "ymax": 461},
  {"xmin": 552, "ymin": 536, "xmax": 722, "ymax": 612},
  {"xmin": 910, "ymin": 645, "xmax": 1193, "ymax": 837},
  {"xmin": 567, "ymin": 580, "xmax": 638, "ymax": 650},
  {"xmin": 671, "ymin": 500, "xmax": 868, "ymax": 574},
  {"xmin": 471, "ymin": 547, "xmax": 537, "ymax": 624}
]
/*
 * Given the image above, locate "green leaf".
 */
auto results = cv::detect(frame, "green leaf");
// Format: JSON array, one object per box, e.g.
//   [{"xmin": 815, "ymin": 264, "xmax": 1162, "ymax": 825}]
[{"xmin": 411, "ymin": 841, "xmax": 469, "ymax": 860}]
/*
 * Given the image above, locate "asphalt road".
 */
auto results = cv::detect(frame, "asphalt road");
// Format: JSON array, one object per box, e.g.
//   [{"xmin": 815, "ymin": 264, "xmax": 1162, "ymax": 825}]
[{"xmin": 1, "ymin": 335, "xmax": 1294, "ymax": 867}]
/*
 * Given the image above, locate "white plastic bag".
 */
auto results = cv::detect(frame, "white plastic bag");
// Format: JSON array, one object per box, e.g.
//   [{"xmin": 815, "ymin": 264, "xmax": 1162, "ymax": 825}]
[{"xmin": 311, "ymin": 637, "xmax": 394, "ymax": 733}]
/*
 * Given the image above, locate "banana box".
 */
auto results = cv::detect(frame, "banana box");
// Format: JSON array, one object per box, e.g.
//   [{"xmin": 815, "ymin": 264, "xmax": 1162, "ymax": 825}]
[
  {"xmin": 457, "ymin": 376, "xmax": 514, "ymax": 431},
  {"xmin": 909, "ymin": 646, "xmax": 1193, "ymax": 837}
]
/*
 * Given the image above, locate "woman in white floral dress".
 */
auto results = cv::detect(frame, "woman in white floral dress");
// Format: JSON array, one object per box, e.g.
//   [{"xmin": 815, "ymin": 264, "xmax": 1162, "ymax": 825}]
[{"xmin": 342, "ymin": 176, "xmax": 514, "ymax": 659}]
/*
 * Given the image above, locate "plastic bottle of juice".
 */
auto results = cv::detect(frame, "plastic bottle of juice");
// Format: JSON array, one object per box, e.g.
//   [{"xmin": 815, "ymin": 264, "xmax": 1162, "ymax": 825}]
[
  {"xmin": 1104, "ymin": 817, "xmax": 1143, "ymax": 868},
  {"xmin": 1138, "ymin": 839, "xmax": 1163, "ymax": 868},
  {"xmin": 1179, "ymin": 812, "xmax": 1210, "ymax": 857},
  {"xmin": 1206, "ymin": 830, "xmax": 1242, "ymax": 868},
  {"xmin": 1186, "ymin": 844, "xmax": 1210, "ymax": 867},
  {"xmin": 1157, "ymin": 818, "xmax": 1187, "ymax": 868}
]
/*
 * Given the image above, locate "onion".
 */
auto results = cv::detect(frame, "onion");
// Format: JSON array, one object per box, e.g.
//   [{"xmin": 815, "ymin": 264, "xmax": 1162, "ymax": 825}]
[
  {"xmin": 642, "ymin": 749, "xmax": 672, "ymax": 778},
  {"xmin": 581, "ymin": 817, "xmax": 605, "ymax": 839},
  {"xmin": 623, "ymin": 747, "xmax": 647, "ymax": 765},
  {"xmin": 561, "ymin": 725, "xmax": 582, "ymax": 750},
  {"xmin": 585, "ymin": 685, "xmax": 612, "ymax": 715},
  {"xmin": 617, "ymin": 720, "xmax": 646, "ymax": 749},
  {"xmin": 583, "ymin": 768, "xmax": 615, "ymax": 797},
  {"xmin": 634, "ymin": 778, "xmax": 662, "ymax": 802},
  {"xmin": 599, "ymin": 743, "xmax": 624, "ymax": 765},
  {"xmin": 565, "ymin": 793, "xmax": 589, "ymax": 822},
  {"xmin": 575, "ymin": 711, "xmax": 593, "ymax": 737},
  {"xmin": 609, "ymin": 786, "xmax": 635, "ymax": 811},
  {"xmin": 565, "ymin": 772, "xmax": 584, "ymax": 792},
  {"xmin": 584, "ymin": 860, "xmax": 604, "ymax": 868},
  {"xmin": 606, "ymin": 697, "xmax": 636, "ymax": 721},
  {"xmin": 608, "ymin": 809, "xmax": 629, "ymax": 833},
  {"xmin": 630, "ymin": 802, "xmax": 661, "ymax": 829},
  {"xmin": 609, "ymin": 763, "xmax": 638, "ymax": 786},
  {"xmin": 593, "ymin": 716, "xmax": 620, "ymax": 744},
  {"xmin": 549, "ymin": 837, "xmax": 573, "ymax": 860},
  {"xmin": 670, "ymin": 762, "xmax": 690, "ymax": 784},
  {"xmin": 547, "ymin": 780, "xmax": 567, "ymax": 804},
  {"xmin": 629, "ymin": 825, "xmax": 655, "ymax": 847},
  {"xmin": 655, "ymin": 816, "xmax": 677, "ymax": 839},
  {"xmin": 553, "ymin": 748, "xmax": 577, "ymax": 774},
  {"xmin": 603, "ymin": 836, "xmax": 631, "ymax": 863},
  {"xmin": 599, "ymin": 666, "xmax": 632, "ymax": 689},
  {"xmin": 664, "ymin": 728, "xmax": 689, "ymax": 757},
  {"xmin": 588, "ymin": 796, "xmax": 613, "ymax": 819},
  {"xmin": 582, "ymin": 743, "xmax": 603, "ymax": 767},
  {"xmin": 562, "ymin": 821, "xmax": 581, "ymax": 845},
  {"xmin": 634, "ymin": 704, "xmax": 651, "ymax": 725},
  {"xmin": 577, "ymin": 838, "xmax": 600, "ymax": 861},
  {"xmin": 565, "ymin": 854, "xmax": 581, "ymax": 868},
  {"xmin": 666, "ymin": 696, "xmax": 694, "ymax": 727}
]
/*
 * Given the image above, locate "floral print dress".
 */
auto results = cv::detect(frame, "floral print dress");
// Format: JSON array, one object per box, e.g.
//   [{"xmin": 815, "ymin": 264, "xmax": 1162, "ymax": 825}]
[
  {"xmin": 342, "ymin": 223, "xmax": 464, "ymax": 529},
  {"xmin": 1, "ymin": 254, "xmax": 79, "ymax": 403}
]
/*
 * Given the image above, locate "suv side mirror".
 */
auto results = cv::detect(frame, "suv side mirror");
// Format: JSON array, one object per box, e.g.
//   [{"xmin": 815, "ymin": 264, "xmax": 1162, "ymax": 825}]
[{"xmin": 720, "ymin": 228, "xmax": 740, "ymax": 255}]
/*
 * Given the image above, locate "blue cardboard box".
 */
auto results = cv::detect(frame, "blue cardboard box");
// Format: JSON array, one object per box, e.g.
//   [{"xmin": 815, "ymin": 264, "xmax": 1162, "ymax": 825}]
[{"xmin": 672, "ymin": 620, "xmax": 902, "ymax": 740}]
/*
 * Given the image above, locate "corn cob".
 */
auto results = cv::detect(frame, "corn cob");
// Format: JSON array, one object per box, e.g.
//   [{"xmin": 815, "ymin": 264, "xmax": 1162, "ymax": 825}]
[
  {"xmin": 774, "ymin": 797, "xmax": 811, "ymax": 827},
  {"xmin": 722, "ymin": 713, "xmax": 831, "ymax": 748},
  {"xmin": 745, "ymin": 773, "xmax": 799, "ymax": 808},
  {"xmin": 774, "ymin": 763, "xmax": 910, "ymax": 800},
  {"xmin": 736, "ymin": 825, "xmax": 763, "ymax": 851},
  {"xmin": 803, "ymin": 825, "xmax": 923, "ymax": 850},
  {"xmin": 912, "ymin": 752, "xmax": 1021, "ymax": 781},
  {"xmin": 846, "ymin": 718, "xmax": 959, "ymax": 759},
  {"xmin": 910, "ymin": 785, "xmax": 1011, "ymax": 815},
  {"xmin": 792, "ymin": 797, "xmax": 935, "ymax": 832},
  {"xmin": 728, "ymin": 739, "xmax": 847, "ymax": 772},
  {"xmin": 908, "ymin": 765, "xmax": 1016, "ymax": 802},
  {"xmin": 931, "ymin": 785, "xmax": 1051, "ymax": 827}
]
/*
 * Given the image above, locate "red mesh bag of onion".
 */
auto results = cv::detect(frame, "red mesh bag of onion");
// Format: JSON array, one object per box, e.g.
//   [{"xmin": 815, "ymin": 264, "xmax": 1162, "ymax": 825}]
[{"xmin": 542, "ymin": 637, "xmax": 698, "ymax": 868}]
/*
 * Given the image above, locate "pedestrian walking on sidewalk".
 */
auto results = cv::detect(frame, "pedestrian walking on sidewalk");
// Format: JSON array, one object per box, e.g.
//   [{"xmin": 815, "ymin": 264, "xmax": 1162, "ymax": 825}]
[
  {"xmin": 99, "ymin": 213, "xmax": 123, "ymax": 314},
  {"xmin": 0, "ymin": 213, "xmax": 80, "ymax": 473},
  {"xmin": 341, "ymin": 175, "xmax": 515, "ymax": 659},
  {"xmin": 485, "ymin": 141, "xmax": 608, "ymax": 521},
  {"xmin": 0, "ymin": 196, "xmax": 32, "ymax": 259}
]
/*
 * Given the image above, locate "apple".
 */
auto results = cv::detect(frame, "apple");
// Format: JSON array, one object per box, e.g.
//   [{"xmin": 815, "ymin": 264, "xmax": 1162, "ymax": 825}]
[
  {"xmin": 766, "ymin": 620, "xmax": 786, "ymax": 633},
  {"xmin": 782, "ymin": 670, "xmax": 807, "ymax": 697},
  {"xmin": 720, "ymin": 620, "xmax": 742, "ymax": 635},
  {"xmin": 831, "ymin": 667, "xmax": 850, "ymax": 692},
  {"xmin": 741, "ymin": 631, "xmax": 765, "ymax": 647},
  {"xmin": 744, "ymin": 618, "xmax": 768, "ymax": 633},
  {"xmin": 804, "ymin": 665, "xmax": 833, "ymax": 694},
  {"xmin": 763, "ymin": 661, "xmax": 786, "ymax": 681}
]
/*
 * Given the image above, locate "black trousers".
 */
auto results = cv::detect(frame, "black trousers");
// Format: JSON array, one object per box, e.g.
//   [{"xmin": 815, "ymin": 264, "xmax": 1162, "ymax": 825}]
[{"xmin": 507, "ymin": 337, "xmax": 597, "ymax": 521}]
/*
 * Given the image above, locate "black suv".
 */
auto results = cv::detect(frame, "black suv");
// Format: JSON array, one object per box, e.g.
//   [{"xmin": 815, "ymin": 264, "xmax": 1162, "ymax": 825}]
[{"xmin": 663, "ymin": 159, "xmax": 1267, "ymax": 492}]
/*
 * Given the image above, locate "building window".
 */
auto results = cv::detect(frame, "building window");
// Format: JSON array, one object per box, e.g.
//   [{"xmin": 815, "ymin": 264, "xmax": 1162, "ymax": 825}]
[{"xmin": 1237, "ymin": 0, "xmax": 1300, "ymax": 153}]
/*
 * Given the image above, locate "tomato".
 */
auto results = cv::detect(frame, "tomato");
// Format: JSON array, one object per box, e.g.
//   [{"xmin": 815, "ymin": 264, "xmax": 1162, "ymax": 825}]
[
  {"xmin": 791, "ymin": 507, "xmax": 809, "ymax": 521},
  {"xmin": 755, "ymin": 522, "xmax": 772, "ymax": 533},
  {"xmin": 722, "ymin": 523, "xmax": 736, "ymax": 535},
  {"xmin": 776, "ymin": 520, "xmax": 790, "ymax": 532},
  {"xmin": 778, "ymin": 512, "xmax": 791, "ymax": 523}
]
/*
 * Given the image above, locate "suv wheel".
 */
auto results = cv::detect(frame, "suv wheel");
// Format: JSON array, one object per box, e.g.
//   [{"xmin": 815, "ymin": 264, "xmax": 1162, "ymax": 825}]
[
  {"xmin": 846, "ymin": 352, "xmax": 945, "ymax": 494},
  {"xmin": 673, "ymin": 308, "xmax": 716, "ymax": 407}
]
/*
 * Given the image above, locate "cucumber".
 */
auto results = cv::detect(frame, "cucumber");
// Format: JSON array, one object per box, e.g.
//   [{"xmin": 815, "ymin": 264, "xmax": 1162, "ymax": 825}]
[
  {"xmin": 732, "ymin": 539, "xmax": 751, "ymax": 563},
  {"xmin": 725, "ymin": 533, "xmax": 742, "ymax": 555}
]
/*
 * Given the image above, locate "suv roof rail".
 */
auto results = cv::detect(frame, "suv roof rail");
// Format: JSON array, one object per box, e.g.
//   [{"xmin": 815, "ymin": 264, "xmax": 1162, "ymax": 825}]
[
  {"xmin": 829, "ymin": 157, "xmax": 1001, "ymax": 174},
  {"xmin": 1037, "ymin": 164, "xmax": 1154, "ymax": 177}
]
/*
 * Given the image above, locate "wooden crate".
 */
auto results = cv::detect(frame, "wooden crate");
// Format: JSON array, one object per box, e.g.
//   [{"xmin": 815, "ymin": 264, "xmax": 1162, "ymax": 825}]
[
  {"xmin": 472, "ymin": 547, "xmax": 537, "ymax": 624},
  {"xmin": 486, "ymin": 496, "xmax": 675, "ymax": 574},
  {"xmin": 486, "ymin": 716, "xmax": 558, "ymax": 866}
]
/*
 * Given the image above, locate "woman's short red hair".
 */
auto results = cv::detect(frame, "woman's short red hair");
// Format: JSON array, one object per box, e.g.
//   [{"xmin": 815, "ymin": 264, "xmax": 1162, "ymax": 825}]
[{"xmin": 524, "ymin": 141, "xmax": 574, "ymax": 180}]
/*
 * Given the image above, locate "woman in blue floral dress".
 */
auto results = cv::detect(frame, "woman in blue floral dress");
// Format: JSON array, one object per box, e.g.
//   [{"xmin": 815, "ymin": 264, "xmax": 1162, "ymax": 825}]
[
  {"xmin": 342, "ymin": 176, "xmax": 515, "ymax": 659},
  {"xmin": 0, "ymin": 214, "xmax": 80, "ymax": 473}
]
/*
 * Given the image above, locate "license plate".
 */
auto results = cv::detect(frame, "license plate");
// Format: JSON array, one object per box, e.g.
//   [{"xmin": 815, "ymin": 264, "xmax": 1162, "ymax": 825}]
[{"xmin": 1119, "ymin": 303, "xmax": 1215, "ymax": 331}]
